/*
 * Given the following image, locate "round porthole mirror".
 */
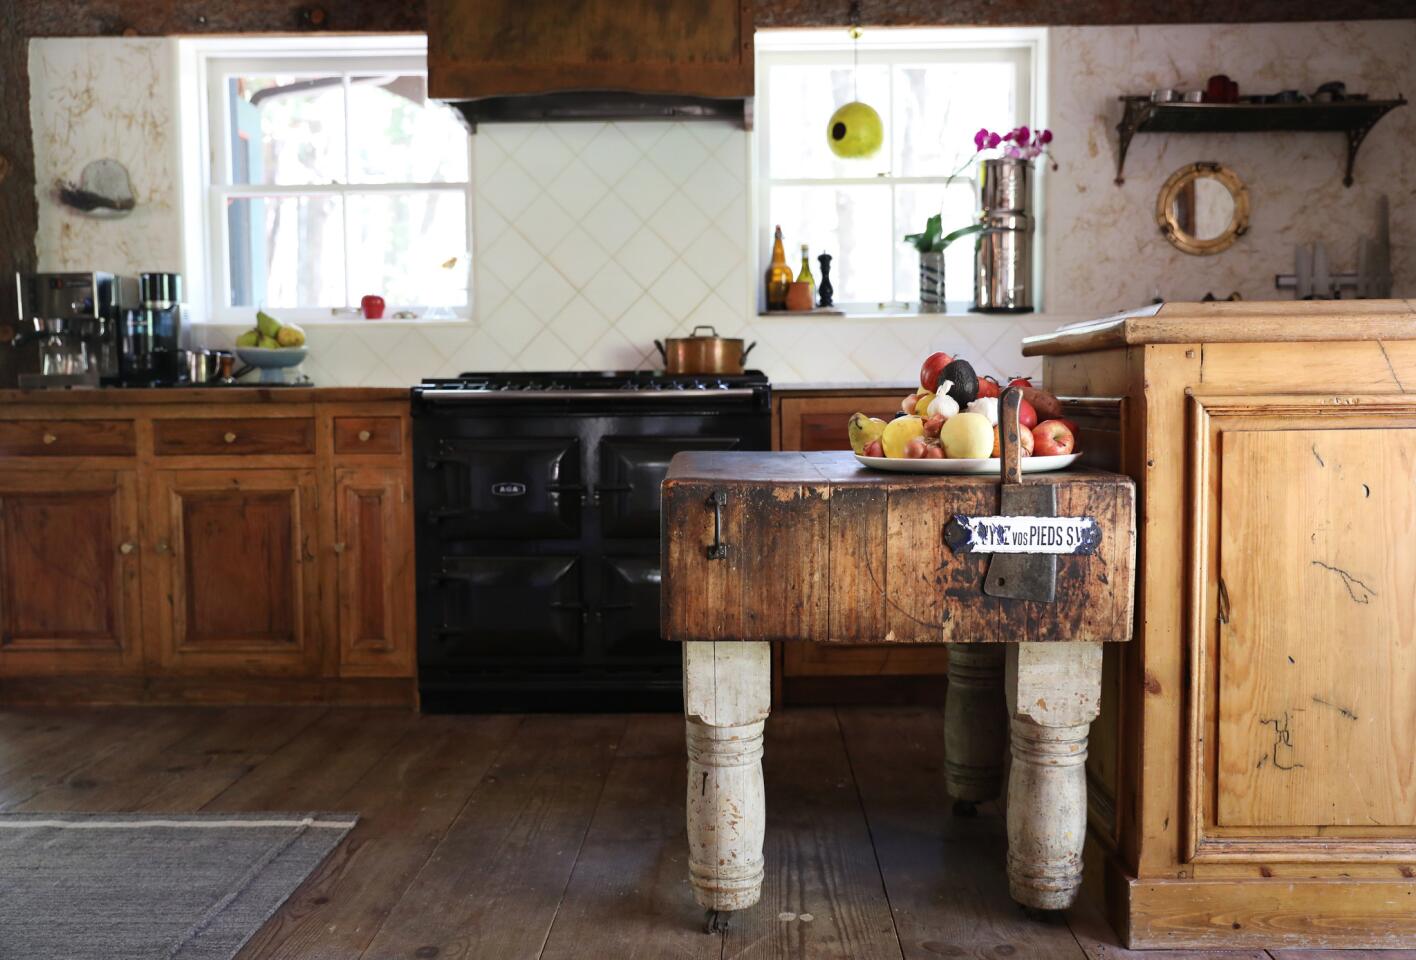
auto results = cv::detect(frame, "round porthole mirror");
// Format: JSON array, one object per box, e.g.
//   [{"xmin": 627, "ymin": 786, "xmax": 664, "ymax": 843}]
[{"xmin": 1155, "ymin": 162, "xmax": 1249, "ymax": 255}]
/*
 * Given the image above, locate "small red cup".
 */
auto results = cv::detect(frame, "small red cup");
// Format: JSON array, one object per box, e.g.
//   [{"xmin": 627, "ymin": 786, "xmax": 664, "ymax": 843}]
[{"xmin": 360, "ymin": 294, "xmax": 386, "ymax": 320}]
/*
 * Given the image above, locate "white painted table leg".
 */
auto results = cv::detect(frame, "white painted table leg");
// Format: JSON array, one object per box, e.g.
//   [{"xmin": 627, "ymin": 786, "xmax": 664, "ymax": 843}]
[
  {"xmin": 1004, "ymin": 641, "xmax": 1103, "ymax": 911},
  {"xmin": 943, "ymin": 643, "xmax": 1008, "ymax": 813},
  {"xmin": 683, "ymin": 641, "xmax": 771, "ymax": 916}
]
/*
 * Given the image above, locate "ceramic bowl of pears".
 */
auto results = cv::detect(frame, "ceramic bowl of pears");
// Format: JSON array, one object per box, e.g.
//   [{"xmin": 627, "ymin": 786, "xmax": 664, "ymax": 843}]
[{"xmin": 234, "ymin": 310, "xmax": 308, "ymax": 383}]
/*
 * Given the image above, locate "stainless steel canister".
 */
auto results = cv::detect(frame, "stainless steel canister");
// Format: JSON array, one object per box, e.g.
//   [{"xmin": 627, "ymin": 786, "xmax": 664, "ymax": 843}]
[{"xmin": 974, "ymin": 158, "xmax": 1035, "ymax": 312}]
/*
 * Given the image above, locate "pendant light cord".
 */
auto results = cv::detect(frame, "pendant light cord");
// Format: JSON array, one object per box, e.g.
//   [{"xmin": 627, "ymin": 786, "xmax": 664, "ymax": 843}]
[{"xmin": 849, "ymin": 1, "xmax": 862, "ymax": 101}]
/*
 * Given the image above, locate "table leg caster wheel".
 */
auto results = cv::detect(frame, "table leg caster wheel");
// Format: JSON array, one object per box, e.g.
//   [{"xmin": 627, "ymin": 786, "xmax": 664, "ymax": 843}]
[
  {"xmin": 705, "ymin": 909, "xmax": 732, "ymax": 934},
  {"xmin": 951, "ymin": 798, "xmax": 978, "ymax": 818}
]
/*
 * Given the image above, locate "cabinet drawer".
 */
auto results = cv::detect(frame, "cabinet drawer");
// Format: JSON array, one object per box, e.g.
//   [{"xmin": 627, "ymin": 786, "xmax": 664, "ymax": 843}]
[
  {"xmin": 0, "ymin": 420, "xmax": 136, "ymax": 457},
  {"xmin": 333, "ymin": 417, "xmax": 402, "ymax": 454},
  {"xmin": 153, "ymin": 418, "xmax": 315, "ymax": 456}
]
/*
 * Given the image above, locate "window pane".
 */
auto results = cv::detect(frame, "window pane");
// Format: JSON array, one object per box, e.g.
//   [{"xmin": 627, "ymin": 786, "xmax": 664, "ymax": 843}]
[
  {"xmin": 227, "ymin": 74, "xmax": 346, "ymax": 186},
  {"xmin": 893, "ymin": 61, "xmax": 1021, "ymax": 177},
  {"xmin": 893, "ymin": 183, "xmax": 977, "ymax": 303},
  {"xmin": 227, "ymin": 195, "xmax": 345, "ymax": 308},
  {"xmin": 771, "ymin": 185, "xmax": 892, "ymax": 305},
  {"xmin": 348, "ymin": 75, "xmax": 470, "ymax": 184},
  {"xmin": 767, "ymin": 64, "xmax": 891, "ymax": 180},
  {"xmin": 346, "ymin": 192, "xmax": 470, "ymax": 307}
]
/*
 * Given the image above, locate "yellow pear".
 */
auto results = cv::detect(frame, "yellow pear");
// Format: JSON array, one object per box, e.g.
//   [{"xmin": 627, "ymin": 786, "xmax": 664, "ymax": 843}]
[
  {"xmin": 847, "ymin": 412, "xmax": 887, "ymax": 455},
  {"xmin": 275, "ymin": 322, "xmax": 306, "ymax": 348}
]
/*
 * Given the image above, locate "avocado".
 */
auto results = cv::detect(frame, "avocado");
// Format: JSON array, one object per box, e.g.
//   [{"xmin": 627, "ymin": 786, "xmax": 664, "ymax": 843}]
[{"xmin": 942, "ymin": 359, "xmax": 979, "ymax": 407}]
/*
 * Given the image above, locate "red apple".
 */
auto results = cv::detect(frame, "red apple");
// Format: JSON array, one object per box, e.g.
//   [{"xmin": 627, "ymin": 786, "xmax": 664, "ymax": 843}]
[
  {"xmin": 1007, "ymin": 376, "xmax": 1033, "ymax": 389},
  {"xmin": 1032, "ymin": 420, "xmax": 1076, "ymax": 456},
  {"xmin": 1019, "ymin": 427, "xmax": 1035, "ymax": 457},
  {"xmin": 920, "ymin": 352, "xmax": 954, "ymax": 392},
  {"xmin": 360, "ymin": 294, "xmax": 386, "ymax": 319},
  {"xmin": 863, "ymin": 439, "xmax": 884, "ymax": 457},
  {"xmin": 1018, "ymin": 398, "xmax": 1038, "ymax": 430},
  {"xmin": 976, "ymin": 375, "xmax": 1001, "ymax": 399}
]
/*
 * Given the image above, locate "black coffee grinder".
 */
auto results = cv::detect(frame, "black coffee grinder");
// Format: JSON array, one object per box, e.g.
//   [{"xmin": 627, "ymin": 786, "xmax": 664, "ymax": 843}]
[{"xmin": 119, "ymin": 272, "xmax": 184, "ymax": 385}]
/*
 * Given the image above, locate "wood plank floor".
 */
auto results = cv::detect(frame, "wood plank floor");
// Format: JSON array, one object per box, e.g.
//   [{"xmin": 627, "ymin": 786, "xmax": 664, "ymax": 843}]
[{"xmin": 2, "ymin": 705, "xmax": 1412, "ymax": 960}]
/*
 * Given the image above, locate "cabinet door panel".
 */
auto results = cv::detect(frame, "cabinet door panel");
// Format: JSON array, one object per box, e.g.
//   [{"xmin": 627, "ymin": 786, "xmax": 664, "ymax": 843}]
[
  {"xmin": 336, "ymin": 467, "xmax": 413, "ymax": 676},
  {"xmin": 148, "ymin": 470, "xmax": 321, "ymax": 675},
  {"xmin": 1216, "ymin": 428, "xmax": 1416, "ymax": 828},
  {"xmin": 0, "ymin": 472, "xmax": 141, "ymax": 674}
]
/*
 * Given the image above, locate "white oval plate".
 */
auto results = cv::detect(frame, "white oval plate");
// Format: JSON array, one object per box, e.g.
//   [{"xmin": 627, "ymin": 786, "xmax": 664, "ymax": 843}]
[{"xmin": 853, "ymin": 452, "xmax": 1082, "ymax": 474}]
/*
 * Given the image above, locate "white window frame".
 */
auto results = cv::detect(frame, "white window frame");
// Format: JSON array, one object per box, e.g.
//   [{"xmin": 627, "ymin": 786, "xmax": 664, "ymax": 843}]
[
  {"xmin": 177, "ymin": 35, "xmax": 474, "ymax": 325},
  {"xmin": 754, "ymin": 27, "xmax": 1047, "ymax": 314}
]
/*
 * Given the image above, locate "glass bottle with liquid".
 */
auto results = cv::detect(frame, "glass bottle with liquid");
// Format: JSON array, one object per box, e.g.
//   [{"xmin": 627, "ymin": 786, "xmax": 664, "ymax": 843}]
[
  {"xmin": 797, "ymin": 244, "xmax": 815, "ymax": 306},
  {"xmin": 765, "ymin": 225, "xmax": 794, "ymax": 310}
]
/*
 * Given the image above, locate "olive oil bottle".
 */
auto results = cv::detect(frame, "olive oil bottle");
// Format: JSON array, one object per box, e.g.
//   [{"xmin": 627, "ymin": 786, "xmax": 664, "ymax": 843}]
[
  {"xmin": 797, "ymin": 244, "xmax": 815, "ymax": 306},
  {"xmin": 765, "ymin": 225, "xmax": 794, "ymax": 310}
]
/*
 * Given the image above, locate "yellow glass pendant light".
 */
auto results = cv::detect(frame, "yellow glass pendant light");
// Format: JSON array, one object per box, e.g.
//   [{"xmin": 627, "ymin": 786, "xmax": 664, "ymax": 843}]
[{"xmin": 826, "ymin": 14, "xmax": 883, "ymax": 159}]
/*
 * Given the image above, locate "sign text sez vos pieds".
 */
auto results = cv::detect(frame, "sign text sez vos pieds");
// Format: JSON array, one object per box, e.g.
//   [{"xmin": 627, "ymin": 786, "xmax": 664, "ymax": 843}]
[{"xmin": 944, "ymin": 515, "xmax": 1101, "ymax": 555}]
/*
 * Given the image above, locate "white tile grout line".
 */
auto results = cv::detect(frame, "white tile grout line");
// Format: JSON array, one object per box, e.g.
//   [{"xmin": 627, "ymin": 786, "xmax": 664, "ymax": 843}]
[{"xmin": 0, "ymin": 817, "xmax": 357, "ymax": 830}]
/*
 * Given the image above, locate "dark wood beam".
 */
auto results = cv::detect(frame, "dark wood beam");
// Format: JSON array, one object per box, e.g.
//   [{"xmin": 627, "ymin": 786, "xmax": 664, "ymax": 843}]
[
  {"xmin": 755, "ymin": 0, "xmax": 1415, "ymax": 27},
  {"xmin": 15, "ymin": 0, "xmax": 1412, "ymax": 36}
]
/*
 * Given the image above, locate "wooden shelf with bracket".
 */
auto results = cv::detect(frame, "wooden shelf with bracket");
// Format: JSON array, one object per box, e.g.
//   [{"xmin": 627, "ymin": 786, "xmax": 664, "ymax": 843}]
[{"xmin": 1114, "ymin": 96, "xmax": 1407, "ymax": 187}]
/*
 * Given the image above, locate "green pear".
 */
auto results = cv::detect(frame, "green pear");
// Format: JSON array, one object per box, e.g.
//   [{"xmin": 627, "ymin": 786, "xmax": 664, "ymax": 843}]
[
  {"xmin": 258, "ymin": 334, "xmax": 280, "ymax": 349},
  {"xmin": 256, "ymin": 310, "xmax": 282, "ymax": 338},
  {"xmin": 234, "ymin": 329, "xmax": 260, "ymax": 348}
]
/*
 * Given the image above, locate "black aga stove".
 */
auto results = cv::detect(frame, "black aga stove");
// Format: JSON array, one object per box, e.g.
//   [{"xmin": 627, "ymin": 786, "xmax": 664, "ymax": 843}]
[{"xmin": 412, "ymin": 370, "xmax": 771, "ymax": 712}]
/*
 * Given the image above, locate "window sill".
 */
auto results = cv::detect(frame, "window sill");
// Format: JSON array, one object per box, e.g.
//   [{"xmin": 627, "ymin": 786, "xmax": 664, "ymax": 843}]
[
  {"xmin": 197, "ymin": 316, "xmax": 474, "ymax": 329},
  {"xmin": 757, "ymin": 303, "xmax": 1041, "ymax": 320}
]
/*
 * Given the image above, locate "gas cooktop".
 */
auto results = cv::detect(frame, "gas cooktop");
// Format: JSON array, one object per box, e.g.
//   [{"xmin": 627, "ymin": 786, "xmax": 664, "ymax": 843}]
[{"xmin": 417, "ymin": 370, "xmax": 769, "ymax": 393}]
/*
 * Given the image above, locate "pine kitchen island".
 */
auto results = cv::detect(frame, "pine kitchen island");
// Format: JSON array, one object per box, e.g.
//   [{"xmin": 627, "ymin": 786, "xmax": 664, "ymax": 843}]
[{"xmin": 1024, "ymin": 299, "xmax": 1416, "ymax": 949}]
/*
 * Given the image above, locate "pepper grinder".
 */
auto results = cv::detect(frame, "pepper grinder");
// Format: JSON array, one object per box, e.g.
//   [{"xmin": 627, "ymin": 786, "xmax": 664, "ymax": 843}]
[{"xmin": 817, "ymin": 253, "xmax": 834, "ymax": 308}]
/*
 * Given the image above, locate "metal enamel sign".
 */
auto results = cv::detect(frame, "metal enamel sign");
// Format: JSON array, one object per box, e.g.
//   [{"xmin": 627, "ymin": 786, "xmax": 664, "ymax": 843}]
[{"xmin": 944, "ymin": 514, "xmax": 1101, "ymax": 555}]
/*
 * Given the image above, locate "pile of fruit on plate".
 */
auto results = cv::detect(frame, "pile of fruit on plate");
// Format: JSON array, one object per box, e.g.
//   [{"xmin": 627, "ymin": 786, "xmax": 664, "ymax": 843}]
[{"xmin": 847, "ymin": 351, "xmax": 1078, "ymax": 461}]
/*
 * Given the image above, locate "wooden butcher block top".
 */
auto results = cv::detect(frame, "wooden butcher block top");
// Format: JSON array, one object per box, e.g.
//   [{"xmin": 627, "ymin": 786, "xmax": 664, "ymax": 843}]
[{"xmin": 661, "ymin": 450, "xmax": 1135, "ymax": 646}]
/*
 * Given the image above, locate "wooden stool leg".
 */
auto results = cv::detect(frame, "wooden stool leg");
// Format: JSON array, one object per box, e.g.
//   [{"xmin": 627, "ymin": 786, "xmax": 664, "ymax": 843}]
[
  {"xmin": 1004, "ymin": 641, "xmax": 1103, "ymax": 911},
  {"xmin": 683, "ymin": 641, "xmax": 771, "ymax": 917},
  {"xmin": 944, "ymin": 643, "xmax": 1008, "ymax": 813}
]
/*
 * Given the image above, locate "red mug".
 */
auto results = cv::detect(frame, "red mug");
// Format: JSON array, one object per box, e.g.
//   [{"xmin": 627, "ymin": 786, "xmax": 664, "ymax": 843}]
[{"xmin": 360, "ymin": 294, "xmax": 385, "ymax": 319}]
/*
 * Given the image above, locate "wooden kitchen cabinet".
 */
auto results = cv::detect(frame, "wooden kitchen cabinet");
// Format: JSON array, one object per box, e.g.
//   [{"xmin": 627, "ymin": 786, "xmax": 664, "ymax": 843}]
[
  {"xmin": 145, "ymin": 469, "xmax": 322, "ymax": 677},
  {"xmin": 1026, "ymin": 300, "xmax": 1416, "ymax": 950},
  {"xmin": 333, "ymin": 466, "xmax": 414, "ymax": 677},
  {"xmin": 772, "ymin": 389, "xmax": 951, "ymax": 703},
  {"xmin": 0, "ymin": 390, "xmax": 415, "ymax": 705},
  {"xmin": 0, "ymin": 470, "xmax": 143, "ymax": 675}
]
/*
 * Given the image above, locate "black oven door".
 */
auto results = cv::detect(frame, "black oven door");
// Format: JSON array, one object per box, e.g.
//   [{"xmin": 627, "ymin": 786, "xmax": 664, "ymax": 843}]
[
  {"xmin": 425, "ymin": 555, "xmax": 585, "ymax": 667},
  {"xmin": 424, "ymin": 436, "xmax": 582, "ymax": 538}
]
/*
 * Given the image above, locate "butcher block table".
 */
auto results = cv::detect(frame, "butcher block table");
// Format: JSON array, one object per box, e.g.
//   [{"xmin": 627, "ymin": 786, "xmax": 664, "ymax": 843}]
[{"xmin": 661, "ymin": 448, "xmax": 1136, "ymax": 928}]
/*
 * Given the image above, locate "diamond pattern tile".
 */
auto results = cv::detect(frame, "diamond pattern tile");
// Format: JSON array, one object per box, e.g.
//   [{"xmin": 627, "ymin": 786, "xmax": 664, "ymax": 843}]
[{"xmin": 208, "ymin": 121, "xmax": 1051, "ymax": 387}]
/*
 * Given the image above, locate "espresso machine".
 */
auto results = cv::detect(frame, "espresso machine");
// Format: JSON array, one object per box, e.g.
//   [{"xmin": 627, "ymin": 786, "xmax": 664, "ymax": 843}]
[{"xmin": 12, "ymin": 272, "xmax": 138, "ymax": 387}]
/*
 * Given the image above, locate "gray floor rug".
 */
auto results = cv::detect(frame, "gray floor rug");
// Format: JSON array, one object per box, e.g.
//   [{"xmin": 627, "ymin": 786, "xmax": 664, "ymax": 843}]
[{"xmin": 0, "ymin": 812, "xmax": 356, "ymax": 960}]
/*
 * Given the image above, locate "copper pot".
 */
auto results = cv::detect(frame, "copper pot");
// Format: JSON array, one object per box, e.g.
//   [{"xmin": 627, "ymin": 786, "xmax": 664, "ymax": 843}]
[{"xmin": 654, "ymin": 325, "xmax": 757, "ymax": 375}]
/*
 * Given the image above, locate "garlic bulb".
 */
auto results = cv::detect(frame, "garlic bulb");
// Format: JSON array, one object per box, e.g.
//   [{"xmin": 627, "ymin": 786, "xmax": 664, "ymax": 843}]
[{"xmin": 966, "ymin": 396, "xmax": 1000, "ymax": 425}]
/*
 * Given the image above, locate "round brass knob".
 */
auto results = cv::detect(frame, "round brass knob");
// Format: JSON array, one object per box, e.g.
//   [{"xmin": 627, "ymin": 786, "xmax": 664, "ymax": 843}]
[
  {"xmin": 333, "ymin": 542, "xmax": 346, "ymax": 554},
  {"xmin": 358, "ymin": 430, "xmax": 372, "ymax": 442},
  {"xmin": 156, "ymin": 542, "xmax": 170, "ymax": 554},
  {"xmin": 42, "ymin": 432, "xmax": 57, "ymax": 445},
  {"xmin": 223, "ymin": 432, "xmax": 237, "ymax": 444},
  {"xmin": 119, "ymin": 542, "xmax": 135, "ymax": 555}
]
